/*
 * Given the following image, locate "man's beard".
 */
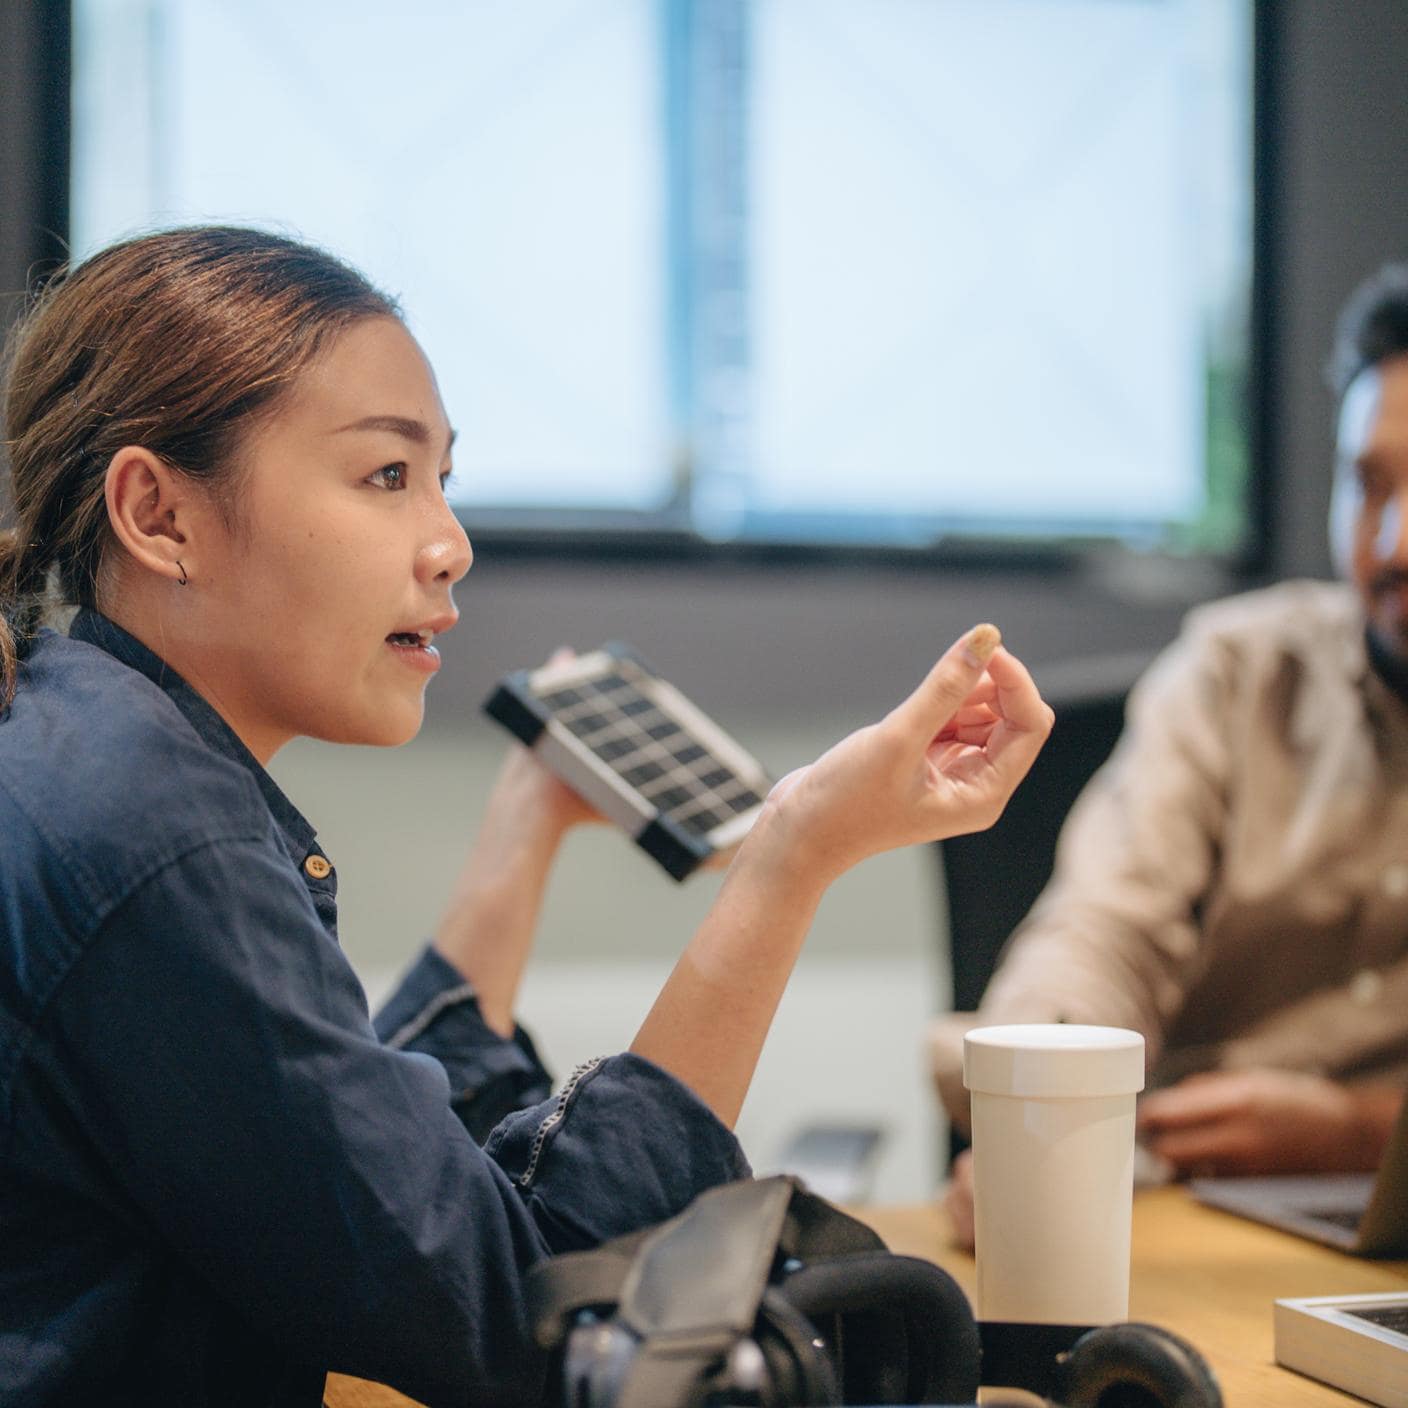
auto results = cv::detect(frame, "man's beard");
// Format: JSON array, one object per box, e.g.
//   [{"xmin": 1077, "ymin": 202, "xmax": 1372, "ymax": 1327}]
[
  {"xmin": 1365, "ymin": 574, "xmax": 1408, "ymax": 703},
  {"xmin": 1368, "ymin": 566, "xmax": 1408, "ymax": 654}
]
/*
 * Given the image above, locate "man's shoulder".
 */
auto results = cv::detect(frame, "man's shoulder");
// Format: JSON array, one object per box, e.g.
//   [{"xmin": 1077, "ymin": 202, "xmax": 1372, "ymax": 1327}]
[
  {"xmin": 1125, "ymin": 581, "xmax": 1360, "ymax": 718},
  {"xmin": 0, "ymin": 631, "xmax": 271, "ymax": 915},
  {"xmin": 1180, "ymin": 580, "xmax": 1360, "ymax": 654}
]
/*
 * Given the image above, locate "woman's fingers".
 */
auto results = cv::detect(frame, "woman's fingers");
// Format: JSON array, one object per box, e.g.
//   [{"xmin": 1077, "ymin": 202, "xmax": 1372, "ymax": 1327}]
[
  {"xmin": 889, "ymin": 624, "xmax": 1003, "ymax": 742},
  {"xmin": 967, "ymin": 648, "xmax": 1053, "ymax": 781},
  {"xmin": 934, "ymin": 724, "xmax": 997, "ymax": 748},
  {"xmin": 984, "ymin": 645, "xmax": 1055, "ymax": 735},
  {"xmin": 887, "ymin": 627, "xmax": 1052, "ymax": 787},
  {"xmin": 940, "ymin": 701, "xmax": 1002, "ymax": 730},
  {"xmin": 754, "ymin": 625, "xmax": 1052, "ymax": 880}
]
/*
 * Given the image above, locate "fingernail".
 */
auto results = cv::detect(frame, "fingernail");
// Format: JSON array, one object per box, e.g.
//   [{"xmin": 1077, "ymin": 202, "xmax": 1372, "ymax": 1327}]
[{"xmin": 962, "ymin": 622, "xmax": 1001, "ymax": 667}]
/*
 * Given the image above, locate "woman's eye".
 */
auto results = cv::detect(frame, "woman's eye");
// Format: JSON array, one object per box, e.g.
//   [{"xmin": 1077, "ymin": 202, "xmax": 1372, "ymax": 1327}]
[
  {"xmin": 440, "ymin": 467, "xmax": 458, "ymax": 495},
  {"xmin": 369, "ymin": 463, "xmax": 407, "ymax": 491}
]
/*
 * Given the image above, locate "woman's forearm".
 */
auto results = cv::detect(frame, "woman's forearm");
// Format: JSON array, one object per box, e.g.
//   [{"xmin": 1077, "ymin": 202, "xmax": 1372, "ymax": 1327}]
[
  {"xmin": 629, "ymin": 817, "xmax": 830, "ymax": 1127},
  {"xmin": 433, "ymin": 749, "xmax": 582, "ymax": 1037}
]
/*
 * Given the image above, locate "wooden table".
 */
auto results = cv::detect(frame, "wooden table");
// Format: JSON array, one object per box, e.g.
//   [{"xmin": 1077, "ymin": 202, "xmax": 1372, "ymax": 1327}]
[{"xmin": 324, "ymin": 1185, "xmax": 1408, "ymax": 1407}]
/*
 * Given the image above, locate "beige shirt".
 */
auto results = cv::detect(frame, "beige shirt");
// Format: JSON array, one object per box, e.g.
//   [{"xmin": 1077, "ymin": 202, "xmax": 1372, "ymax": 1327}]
[{"xmin": 929, "ymin": 581, "xmax": 1408, "ymax": 1125}]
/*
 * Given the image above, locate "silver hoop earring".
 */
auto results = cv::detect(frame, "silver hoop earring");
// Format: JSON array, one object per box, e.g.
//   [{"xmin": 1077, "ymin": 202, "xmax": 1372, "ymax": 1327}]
[{"xmin": 176, "ymin": 560, "xmax": 188, "ymax": 587}]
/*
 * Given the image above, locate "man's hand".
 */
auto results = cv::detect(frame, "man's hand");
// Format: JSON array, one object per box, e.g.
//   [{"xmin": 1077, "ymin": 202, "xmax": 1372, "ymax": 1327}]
[
  {"xmin": 1137, "ymin": 1069, "xmax": 1399, "ymax": 1176},
  {"xmin": 943, "ymin": 1070, "xmax": 1403, "ymax": 1252},
  {"xmin": 942, "ymin": 1148, "xmax": 977, "ymax": 1252}
]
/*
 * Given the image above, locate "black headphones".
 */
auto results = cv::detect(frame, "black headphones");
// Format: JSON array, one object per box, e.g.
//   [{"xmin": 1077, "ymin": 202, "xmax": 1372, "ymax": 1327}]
[
  {"xmin": 560, "ymin": 1254, "xmax": 1221, "ymax": 1407},
  {"xmin": 1054, "ymin": 1321, "xmax": 1225, "ymax": 1408},
  {"xmin": 767, "ymin": 1252, "xmax": 1221, "ymax": 1407},
  {"xmin": 773, "ymin": 1250, "xmax": 980, "ymax": 1404},
  {"xmin": 536, "ymin": 1176, "xmax": 1222, "ymax": 1408},
  {"xmin": 555, "ymin": 1249, "xmax": 975, "ymax": 1408}
]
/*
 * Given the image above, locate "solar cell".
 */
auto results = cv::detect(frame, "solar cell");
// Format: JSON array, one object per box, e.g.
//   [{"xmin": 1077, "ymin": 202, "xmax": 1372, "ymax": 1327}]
[{"xmin": 481, "ymin": 644, "xmax": 771, "ymax": 880}]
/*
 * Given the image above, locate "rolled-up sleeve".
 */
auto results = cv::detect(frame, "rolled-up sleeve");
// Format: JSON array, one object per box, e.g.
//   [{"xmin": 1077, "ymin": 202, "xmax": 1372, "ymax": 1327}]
[
  {"xmin": 487, "ymin": 1052, "xmax": 750, "ymax": 1251},
  {"xmin": 374, "ymin": 946, "xmax": 553, "ymax": 1141},
  {"xmin": 27, "ymin": 836, "xmax": 749, "ymax": 1407}
]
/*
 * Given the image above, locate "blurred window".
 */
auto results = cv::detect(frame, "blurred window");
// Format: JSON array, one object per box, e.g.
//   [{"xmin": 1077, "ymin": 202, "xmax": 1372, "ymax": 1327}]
[{"xmin": 72, "ymin": 0, "xmax": 1253, "ymax": 554}]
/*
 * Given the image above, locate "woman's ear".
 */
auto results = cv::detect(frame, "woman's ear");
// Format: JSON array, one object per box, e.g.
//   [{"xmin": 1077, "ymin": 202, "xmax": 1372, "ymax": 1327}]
[{"xmin": 104, "ymin": 447, "xmax": 200, "ymax": 587}]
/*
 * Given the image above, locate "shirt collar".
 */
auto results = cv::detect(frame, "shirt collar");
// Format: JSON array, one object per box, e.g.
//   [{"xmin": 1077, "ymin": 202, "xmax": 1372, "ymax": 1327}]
[{"xmin": 67, "ymin": 608, "xmax": 320, "ymax": 861}]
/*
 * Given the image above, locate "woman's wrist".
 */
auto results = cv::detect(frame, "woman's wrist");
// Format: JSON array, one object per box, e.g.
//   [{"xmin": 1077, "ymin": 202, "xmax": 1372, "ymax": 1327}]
[
  {"xmin": 740, "ymin": 782, "xmax": 858, "ymax": 895},
  {"xmin": 719, "ymin": 804, "xmax": 833, "ymax": 931}
]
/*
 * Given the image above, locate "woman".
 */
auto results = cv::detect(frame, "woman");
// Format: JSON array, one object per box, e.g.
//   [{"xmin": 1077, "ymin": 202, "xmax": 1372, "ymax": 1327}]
[{"xmin": 0, "ymin": 226, "xmax": 1051, "ymax": 1407}]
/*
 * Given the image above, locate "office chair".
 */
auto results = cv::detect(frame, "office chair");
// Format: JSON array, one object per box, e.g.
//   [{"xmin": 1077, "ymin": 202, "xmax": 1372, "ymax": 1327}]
[{"xmin": 939, "ymin": 652, "xmax": 1148, "ymax": 1161}]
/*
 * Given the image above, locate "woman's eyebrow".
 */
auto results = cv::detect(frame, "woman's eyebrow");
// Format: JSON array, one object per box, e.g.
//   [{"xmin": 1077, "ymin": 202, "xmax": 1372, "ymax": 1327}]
[{"xmin": 331, "ymin": 415, "xmax": 456, "ymax": 453}]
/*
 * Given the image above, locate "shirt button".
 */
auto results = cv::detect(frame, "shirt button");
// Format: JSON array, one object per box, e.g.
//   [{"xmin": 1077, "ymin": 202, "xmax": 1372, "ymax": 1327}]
[
  {"xmin": 304, "ymin": 854, "xmax": 332, "ymax": 880},
  {"xmin": 1350, "ymin": 968, "xmax": 1384, "ymax": 1006},
  {"xmin": 1384, "ymin": 863, "xmax": 1408, "ymax": 898}
]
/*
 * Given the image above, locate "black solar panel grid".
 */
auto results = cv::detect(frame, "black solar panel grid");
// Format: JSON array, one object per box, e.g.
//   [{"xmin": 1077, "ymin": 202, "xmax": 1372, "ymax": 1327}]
[
  {"xmin": 482, "ymin": 645, "xmax": 771, "ymax": 878},
  {"xmin": 533, "ymin": 656, "xmax": 765, "ymax": 839}
]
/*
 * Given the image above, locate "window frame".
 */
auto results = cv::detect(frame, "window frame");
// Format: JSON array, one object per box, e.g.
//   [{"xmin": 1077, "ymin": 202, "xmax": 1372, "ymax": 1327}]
[{"xmin": 40, "ymin": 0, "xmax": 1275, "ymax": 581}]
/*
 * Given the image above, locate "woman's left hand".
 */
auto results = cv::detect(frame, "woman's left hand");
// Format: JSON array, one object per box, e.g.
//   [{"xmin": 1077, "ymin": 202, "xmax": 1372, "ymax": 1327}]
[{"xmin": 755, "ymin": 625, "xmax": 1054, "ymax": 885}]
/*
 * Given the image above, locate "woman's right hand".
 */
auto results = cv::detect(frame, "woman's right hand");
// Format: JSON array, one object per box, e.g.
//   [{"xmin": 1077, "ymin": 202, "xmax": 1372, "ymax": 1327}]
[
  {"xmin": 482, "ymin": 734, "xmax": 604, "ymax": 842},
  {"xmin": 433, "ymin": 650, "xmax": 602, "ymax": 1037}
]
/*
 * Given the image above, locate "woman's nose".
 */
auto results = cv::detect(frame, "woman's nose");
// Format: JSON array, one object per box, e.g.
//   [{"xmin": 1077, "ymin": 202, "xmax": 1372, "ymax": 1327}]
[{"xmin": 418, "ymin": 500, "xmax": 473, "ymax": 585}]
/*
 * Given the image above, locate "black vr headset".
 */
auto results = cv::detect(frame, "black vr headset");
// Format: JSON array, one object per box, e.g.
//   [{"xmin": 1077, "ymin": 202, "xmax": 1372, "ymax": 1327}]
[{"xmin": 527, "ymin": 1176, "xmax": 1222, "ymax": 1408}]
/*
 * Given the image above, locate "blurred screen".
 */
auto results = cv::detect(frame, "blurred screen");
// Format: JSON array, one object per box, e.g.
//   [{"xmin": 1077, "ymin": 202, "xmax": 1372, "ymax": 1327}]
[{"xmin": 72, "ymin": 0, "xmax": 1253, "ymax": 553}]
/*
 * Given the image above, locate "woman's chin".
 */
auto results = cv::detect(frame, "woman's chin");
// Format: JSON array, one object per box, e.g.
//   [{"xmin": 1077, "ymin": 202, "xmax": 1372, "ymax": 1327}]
[{"xmin": 313, "ymin": 703, "xmax": 425, "ymax": 750}]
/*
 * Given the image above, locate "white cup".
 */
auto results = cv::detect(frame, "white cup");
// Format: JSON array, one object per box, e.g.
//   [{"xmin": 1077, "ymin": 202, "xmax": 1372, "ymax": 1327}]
[{"xmin": 964, "ymin": 1023, "xmax": 1145, "ymax": 1327}]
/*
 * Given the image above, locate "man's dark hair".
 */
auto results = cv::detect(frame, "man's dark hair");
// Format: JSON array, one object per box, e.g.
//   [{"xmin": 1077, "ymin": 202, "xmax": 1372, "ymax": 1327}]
[{"xmin": 1329, "ymin": 263, "xmax": 1408, "ymax": 398}]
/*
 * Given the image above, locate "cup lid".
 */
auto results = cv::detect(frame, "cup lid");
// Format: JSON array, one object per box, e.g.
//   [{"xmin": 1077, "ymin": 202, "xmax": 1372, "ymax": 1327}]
[{"xmin": 963, "ymin": 1023, "xmax": 1145, "ymax": 1097}]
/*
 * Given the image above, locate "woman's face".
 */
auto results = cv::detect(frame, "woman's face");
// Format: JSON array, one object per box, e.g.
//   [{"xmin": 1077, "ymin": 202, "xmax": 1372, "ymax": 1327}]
[{"xmin": 186, "ymin": 316, "xmax": 471, "ymax": 759}]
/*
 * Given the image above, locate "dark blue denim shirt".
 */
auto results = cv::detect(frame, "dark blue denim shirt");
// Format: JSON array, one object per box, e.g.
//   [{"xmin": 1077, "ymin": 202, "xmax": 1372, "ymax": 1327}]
[{"xmin": 0, "ymin": 611, "xmax": 747, "ymax": 1407}]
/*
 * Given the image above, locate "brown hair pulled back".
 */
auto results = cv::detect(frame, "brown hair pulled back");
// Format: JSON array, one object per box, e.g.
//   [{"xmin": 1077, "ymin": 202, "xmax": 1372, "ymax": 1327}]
[{"xmin": 0, "ymin": 225, "xmax": 399, "ymax": 709}]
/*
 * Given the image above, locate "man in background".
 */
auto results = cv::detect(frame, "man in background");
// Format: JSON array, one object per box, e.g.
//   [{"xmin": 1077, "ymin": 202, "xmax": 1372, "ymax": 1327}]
[{"xmin": 932, "ymin": 266, "xmax": 1408, "ymax": 1246}]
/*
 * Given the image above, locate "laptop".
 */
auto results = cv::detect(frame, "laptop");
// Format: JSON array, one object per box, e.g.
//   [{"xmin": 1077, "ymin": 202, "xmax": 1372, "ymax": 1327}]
[{"xmin": 1190, "ymin": 1094, "xmax": 1408, "ymax": 1257}]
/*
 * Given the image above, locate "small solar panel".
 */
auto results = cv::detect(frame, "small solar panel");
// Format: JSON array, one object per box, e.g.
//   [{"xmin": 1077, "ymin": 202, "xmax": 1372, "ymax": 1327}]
[
  {"xmin": 1276, "ymin": 1293, "xmax": 1408, "ymax": 1407},
  {"xmin": 481, "ymin": 643, "xmax": 772, "ymax": 880}
]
